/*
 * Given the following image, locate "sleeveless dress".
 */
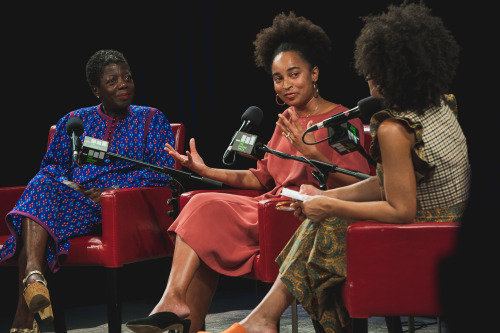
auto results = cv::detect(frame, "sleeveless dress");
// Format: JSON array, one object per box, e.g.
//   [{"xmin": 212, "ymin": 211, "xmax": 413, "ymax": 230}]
[
  {"xmin": 277, "ymin": 95, "xmax": 471, "ymax": 332},
  {"xmin": 168, "ymin": 105, "xmax": 371, "ymax": 276},
  {"xmin": 0, "ymin": 104, "xmax": 175, "ymax": 272}
]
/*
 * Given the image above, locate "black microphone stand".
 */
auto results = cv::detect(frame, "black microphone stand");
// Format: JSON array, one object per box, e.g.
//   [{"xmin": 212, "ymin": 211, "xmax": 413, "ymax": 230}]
[
  {"xmin": 106, "ymin": 152, "xmax": 224, "ymax": 218},
  {"xmin": 72, "ymin": 136, "xmax": 83, "ymax": 168},
  {"xmin": 257, "ymin": 144, "xmax": 370, "ymax": 190}
]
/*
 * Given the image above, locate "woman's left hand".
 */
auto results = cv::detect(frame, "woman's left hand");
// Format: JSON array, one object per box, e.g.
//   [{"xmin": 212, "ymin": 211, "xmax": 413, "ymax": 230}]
[
  {"xmin": 276, "ymin": 109, "xmax": 318, "ymax": 158},
  {"xmin": 83, "ymin": 188, "xmax": 111, "ymax": 205}
]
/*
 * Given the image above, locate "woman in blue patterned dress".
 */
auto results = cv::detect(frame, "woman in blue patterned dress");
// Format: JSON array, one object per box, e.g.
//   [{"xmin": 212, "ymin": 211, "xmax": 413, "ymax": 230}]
[
  {"xmin": 207, "ymin": 3, "xmax": 471, "ymax": 333},
  {"xmin": 1, "ymin": 49, "xmax": 175, "ymax": 333}
]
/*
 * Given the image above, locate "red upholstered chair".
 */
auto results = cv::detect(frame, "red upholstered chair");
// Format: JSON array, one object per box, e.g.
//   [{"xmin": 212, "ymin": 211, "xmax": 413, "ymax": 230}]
[
  {"xmin": 341, "ymin": 222, "xmax": 460, "ymax": 333},
  {"xmin": 0, "ymin": 123, "xmax": 185, "ymax": 333}
]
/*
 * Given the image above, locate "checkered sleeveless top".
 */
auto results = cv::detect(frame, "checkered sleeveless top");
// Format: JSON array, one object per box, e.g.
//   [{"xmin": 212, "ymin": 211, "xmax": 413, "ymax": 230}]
[{"xmin": 370, "ymin": 94, "xmax": 471, "ymax": 210}]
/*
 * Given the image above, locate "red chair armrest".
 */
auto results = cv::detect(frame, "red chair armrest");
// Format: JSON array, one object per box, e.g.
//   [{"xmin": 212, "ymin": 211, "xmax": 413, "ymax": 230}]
[
  {"xmin": 253, "ymin": 197, "xmax": 303, "ymax": 282},
  {"xmin": 342, "ymin": 222, "xmax": 460, "ymax": 318},
  {"xmin": 93, "ymin": 186, "xmax": 175, "ymax": 267}
]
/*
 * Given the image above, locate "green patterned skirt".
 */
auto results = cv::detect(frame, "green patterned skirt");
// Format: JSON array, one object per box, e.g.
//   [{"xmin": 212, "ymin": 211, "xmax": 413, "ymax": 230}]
[{"xmin": 277, "ymin": 203, "xmax": 466, "ymax": 333}]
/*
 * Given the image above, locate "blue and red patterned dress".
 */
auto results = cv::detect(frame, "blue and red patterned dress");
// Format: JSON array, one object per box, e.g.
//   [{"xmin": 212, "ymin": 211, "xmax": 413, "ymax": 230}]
[{"xmin": 0, "ymin": 104, "xmax": 175, "ymax": 272}]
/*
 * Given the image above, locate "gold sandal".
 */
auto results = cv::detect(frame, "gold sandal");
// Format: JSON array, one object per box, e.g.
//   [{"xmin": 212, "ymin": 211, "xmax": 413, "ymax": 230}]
[
  {"xmin": 10, "ymin": 319, "xmax": 40, "ymax": 333},
  {"xmin": 23, "ymin": 270, "xmax": 54, "ymax": 322}
]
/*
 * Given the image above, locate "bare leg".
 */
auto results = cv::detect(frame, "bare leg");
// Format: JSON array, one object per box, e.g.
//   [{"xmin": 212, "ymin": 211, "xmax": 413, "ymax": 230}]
[
  {"xmin": 11, "ymin": 217, "xmax": 49, "ymax": 329},
  {"xmin": 150, "ymin": 235, "xmax": 205, "ymax": 319},
  {"xmin": 238, "ymin": 274, "xmax": 295, "ymax": 333},
  {"xmin": 185, "ymin": 261, "xmax": 219, "ymax": 333}
]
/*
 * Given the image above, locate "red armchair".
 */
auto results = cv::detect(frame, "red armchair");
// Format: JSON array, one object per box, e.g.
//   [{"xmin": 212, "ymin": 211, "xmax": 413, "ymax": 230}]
[
  {"xmin": 341, "ymin": 222, "xmax": 460, "ymax": 333},
  {"xmin": 0, "ymin": 123, "xmax": 185, "ymax": 333}
]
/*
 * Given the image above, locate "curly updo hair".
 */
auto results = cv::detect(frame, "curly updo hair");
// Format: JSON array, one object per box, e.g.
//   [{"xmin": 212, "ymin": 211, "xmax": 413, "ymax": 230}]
[
  {"xmin": 253, "ymin": 12, "xmax": 332, "ymax": 74},
  {"xmin": 354, "ymin": 2, "xmax": 459, "ymax": 112},
  {"xmin": 85, "ymin": 49, "xmax": 130, "ymax": 87}
]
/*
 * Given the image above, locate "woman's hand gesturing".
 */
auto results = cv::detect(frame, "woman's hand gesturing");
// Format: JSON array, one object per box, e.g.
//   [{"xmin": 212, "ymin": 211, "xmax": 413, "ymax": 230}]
[
  {"xmin": 276, "ymin": 109, "xmax": 318, "ymax": 159},
  {"xmin": 164, "ymin": 138, "xmax": 208, "ymax": 176}
]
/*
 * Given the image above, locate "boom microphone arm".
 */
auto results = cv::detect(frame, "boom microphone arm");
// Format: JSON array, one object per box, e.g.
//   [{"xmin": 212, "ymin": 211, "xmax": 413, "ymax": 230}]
[{"xmin": 257, "ymin": 143, "xmax": 370, "ymax": 190}]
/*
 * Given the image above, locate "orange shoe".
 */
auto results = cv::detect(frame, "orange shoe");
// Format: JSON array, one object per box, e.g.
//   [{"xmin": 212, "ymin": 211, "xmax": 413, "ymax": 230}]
[{"xmin": 198, "ymin": 322, "xmax": 247, "ymax": 333}]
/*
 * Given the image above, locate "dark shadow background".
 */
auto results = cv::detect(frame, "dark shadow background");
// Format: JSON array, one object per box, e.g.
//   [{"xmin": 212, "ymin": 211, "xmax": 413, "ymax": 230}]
[
  {"xmin": 2, "ymin": 0, "xmax": 490, "ymax": 187},
  {"xmin": 0, "ymin": 0, "xmax": 496, "ymax": 331}
]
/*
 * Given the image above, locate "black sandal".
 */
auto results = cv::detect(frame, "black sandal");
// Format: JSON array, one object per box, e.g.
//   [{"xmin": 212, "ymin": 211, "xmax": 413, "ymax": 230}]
[{"xmin": 126, "ymin": 312, "xmax": 191, "ymax": 333}]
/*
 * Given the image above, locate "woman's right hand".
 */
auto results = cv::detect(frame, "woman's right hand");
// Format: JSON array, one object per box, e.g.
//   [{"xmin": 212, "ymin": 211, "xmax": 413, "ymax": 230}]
[
  {"xmin": 62, "ymin": 180, "xmax": 85, "ymax": 194},
  {"xmin": 164, "ymin": 138, "xmax": 207, "ymax": 175},
  {"xmin": 291, "ymin": 184, "xmax": 325, "ymax": 222}
]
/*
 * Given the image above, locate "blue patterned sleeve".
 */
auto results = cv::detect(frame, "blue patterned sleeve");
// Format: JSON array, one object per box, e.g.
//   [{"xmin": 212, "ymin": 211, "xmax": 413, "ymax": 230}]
[
  {"xmin": 39, "ymin": 114, "xmax": 76, "ymax": 182},
  {"xmin": 124, "ymin": 109, "xmax": 175, "ymax": 187}
]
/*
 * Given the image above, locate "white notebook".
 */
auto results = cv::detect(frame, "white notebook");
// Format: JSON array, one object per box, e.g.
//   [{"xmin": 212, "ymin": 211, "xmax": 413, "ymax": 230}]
[{"xmin": 281, "ymin": 188, "xmax": 311, "ymax": 201}]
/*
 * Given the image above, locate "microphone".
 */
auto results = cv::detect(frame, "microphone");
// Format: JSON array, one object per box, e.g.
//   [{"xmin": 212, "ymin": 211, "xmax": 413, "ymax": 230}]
[
  {"xmin": 230, "ymin": 131, "xmax": 266, "ymax": 160},
  {"xmin": 305, "ymin": 96, "xmax": 382, "ymax": 133},
  {"xmin": 66, "ymin": 117, "xmax": 84, "ymax": 166},
  {"xmin": 222, "ymin": 106, "xmax": 264, "ymax": 166},
  {"xmin": 80, "ymin": 136, "xmax": 109, "ymax": 166}
]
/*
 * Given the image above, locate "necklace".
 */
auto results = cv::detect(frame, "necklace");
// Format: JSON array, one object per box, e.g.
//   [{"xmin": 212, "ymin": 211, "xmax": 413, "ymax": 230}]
[{"xmin": 297, "ymin": 98, "xmax": 324, "ymax": 118}]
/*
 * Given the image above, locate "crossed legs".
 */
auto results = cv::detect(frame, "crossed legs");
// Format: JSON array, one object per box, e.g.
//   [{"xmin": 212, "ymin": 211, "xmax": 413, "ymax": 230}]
[{"xmin": 133, "ymin": 235, "xmax": 296, "ymax": 333}]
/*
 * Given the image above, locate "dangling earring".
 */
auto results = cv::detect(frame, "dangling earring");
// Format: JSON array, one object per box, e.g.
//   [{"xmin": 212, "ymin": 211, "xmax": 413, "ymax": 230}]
[
  {"xmin": 276, "ymin": 94, "xmax": 285, "ymax": 106},
  {"xmin": 313, "ymin": 81, "xmax": 319, "ymax": 98}
]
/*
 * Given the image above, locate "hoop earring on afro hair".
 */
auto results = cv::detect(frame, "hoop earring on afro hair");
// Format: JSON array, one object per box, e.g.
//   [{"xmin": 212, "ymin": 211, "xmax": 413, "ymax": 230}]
[{"xmin": 276, "ymin": 94, "xmax": 286, "ymax": 106}]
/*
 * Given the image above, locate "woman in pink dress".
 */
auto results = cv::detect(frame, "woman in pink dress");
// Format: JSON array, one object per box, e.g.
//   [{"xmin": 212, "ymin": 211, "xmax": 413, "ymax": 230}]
[{"xmin": 126, "ymin": 12, "xmax": 370, "ymax": 333}]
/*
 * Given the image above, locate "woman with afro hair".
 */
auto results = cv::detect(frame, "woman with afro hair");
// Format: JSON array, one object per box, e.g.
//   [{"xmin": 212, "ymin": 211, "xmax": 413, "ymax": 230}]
[
  {"xmin": 126, "ymin": 11, "xmax": 370, "ymax": 333},
  {"xmin": 204, "ymin": 2, "xmax": 470, "ymax": 333}
]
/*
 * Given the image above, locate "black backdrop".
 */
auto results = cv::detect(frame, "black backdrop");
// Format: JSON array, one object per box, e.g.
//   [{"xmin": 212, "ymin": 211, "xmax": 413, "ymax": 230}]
[{"xmin": 2, "ymin": 0, "xmax": 490, "ymax": 188}]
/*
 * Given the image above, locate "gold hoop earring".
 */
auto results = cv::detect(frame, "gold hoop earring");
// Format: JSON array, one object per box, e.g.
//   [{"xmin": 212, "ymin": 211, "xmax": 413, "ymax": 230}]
[
  {"xmin": 276, "ymin": 94, "xmax": 285, "ymax": 106},
  {"xmin": 313, "ymin": 81, "xmax": 319, "ymax": 98}
]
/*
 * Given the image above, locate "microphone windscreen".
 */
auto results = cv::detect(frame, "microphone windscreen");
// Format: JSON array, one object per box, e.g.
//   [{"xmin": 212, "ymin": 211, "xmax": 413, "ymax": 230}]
[
  {"xmin": 241, "ymin": 106, "xmax": 264, "ymax": 128},
  {"xmin": 66, "ymin": 117, "xmax": 85, "ymax": 136},
  {"xmin": 357, "ymin": 97, "xmax": 383, "ymax": 123}
]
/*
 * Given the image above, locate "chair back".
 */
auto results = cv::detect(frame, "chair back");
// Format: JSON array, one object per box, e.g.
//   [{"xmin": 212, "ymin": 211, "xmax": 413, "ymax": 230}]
[{"xmin": 47, "ymin": 125, "xmax": 56, "ymax": 150}]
